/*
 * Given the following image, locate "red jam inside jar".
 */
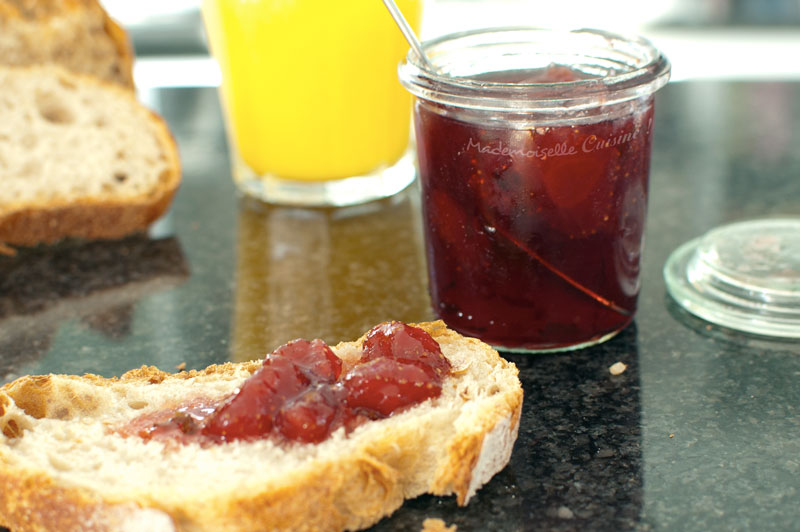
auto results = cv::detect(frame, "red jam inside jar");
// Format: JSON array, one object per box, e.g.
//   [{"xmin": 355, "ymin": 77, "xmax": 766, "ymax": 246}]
[
  {"xmin": 399, "ymin": 29, "xmax": 670, "ymax": 351},
  {"xmin": 414, "ymin": 70, "xmax": 655, "ymax": 350},
  {"xmin": 121, "ymin": 322, "xmax": 450, "ymax": 446}
]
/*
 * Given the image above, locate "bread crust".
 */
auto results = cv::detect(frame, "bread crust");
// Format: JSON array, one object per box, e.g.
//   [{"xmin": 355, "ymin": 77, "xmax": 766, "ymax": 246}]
[
  {"xmin": 0, "ymin": 471, "xmax": 177, "ymax": 532},
  {"xmin": 0, "ymin": 66, "xmax": 181, "ymax": 252},
  {"xmin": 0, "ymin": 322, "xmax": 523, "ymax": 532},
  {"xmin": 0, "ymin": 186, "xmax": 178, "ymax": 247},
  {"xmin": 97, "ymin": 6, "xmax": 136, "ymax": 89}
]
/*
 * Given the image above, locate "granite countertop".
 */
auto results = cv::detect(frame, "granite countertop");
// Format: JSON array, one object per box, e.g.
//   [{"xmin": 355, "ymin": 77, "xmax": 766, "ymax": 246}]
[{"xmin": 1, "ymin": 80, "xmax": 799, "ymax": 531}]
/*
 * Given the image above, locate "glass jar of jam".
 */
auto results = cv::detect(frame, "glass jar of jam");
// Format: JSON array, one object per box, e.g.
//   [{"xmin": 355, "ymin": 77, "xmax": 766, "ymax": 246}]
[{"xmin": 399, "ymin": 28, "xmax": 670, "ymax": 352}]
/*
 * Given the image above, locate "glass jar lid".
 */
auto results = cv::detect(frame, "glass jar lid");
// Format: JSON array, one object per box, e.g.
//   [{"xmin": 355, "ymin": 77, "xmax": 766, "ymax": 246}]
[{"xmin": 664, "ymin": 218, "xmax": 800, "ymax": 338}]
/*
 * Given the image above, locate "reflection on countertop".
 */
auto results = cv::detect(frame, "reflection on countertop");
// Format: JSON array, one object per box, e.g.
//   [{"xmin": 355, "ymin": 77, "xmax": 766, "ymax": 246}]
[
  {"xmin": 0, "ymin": 236, "xmax": 189, "ymax": 384},
  {"xmin": 231, "ymin": 189, "xmax": 433, "ymax": 362}
]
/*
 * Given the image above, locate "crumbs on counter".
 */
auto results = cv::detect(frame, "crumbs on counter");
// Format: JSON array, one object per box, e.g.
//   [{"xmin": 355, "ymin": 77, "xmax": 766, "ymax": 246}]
[
  {"xmin": 609, "ymin": 361, "xmax": 627, "ymax": 375},
  {"xmin": 175, "ymin": 362, "xmax": 187, "ymax": 371},
  {"xmin": 421, "ymin": 518, "xmax": 457, "ymax": 532}
]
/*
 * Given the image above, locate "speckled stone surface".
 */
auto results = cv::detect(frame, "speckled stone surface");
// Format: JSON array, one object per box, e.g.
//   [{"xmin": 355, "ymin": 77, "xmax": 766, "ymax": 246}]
[{"xmin": 1, "ymin": 81, "xmax": 799, "ymax": 531}]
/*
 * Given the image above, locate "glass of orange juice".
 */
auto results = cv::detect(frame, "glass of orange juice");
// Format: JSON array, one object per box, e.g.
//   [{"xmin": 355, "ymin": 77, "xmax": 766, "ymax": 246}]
[{"xmin": 201, "ymin": 0, "xmax": 422, "ymax": 206}]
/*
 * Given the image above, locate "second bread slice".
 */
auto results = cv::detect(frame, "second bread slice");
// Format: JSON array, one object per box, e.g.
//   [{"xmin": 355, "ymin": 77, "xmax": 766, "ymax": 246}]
[
  {"xmin": 0, "ymin": 0, "xmax": 135, "ymax": 88},
  {"xmin": 0, "ymin": 64, "xmax": 181, "ymax": 251}
]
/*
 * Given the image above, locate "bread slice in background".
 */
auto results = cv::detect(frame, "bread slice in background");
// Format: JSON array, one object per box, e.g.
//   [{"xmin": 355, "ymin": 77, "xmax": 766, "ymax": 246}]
[
  {"xmin": 0, "ymin": 0, "xmax": 135, "ymax": 88},
  {"xmin": 0, "ymin": 321, "xmax": 523, "ymax": 532},
  {"xmin": 0, "ymin": 64, "xmax": 181, "ymax": 252}
]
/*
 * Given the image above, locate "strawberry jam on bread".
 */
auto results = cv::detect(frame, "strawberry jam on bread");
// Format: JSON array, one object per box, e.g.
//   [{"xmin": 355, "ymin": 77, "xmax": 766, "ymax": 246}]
[
  {"xmin": 123, "ymin": 322, "xmax": 452, "ymax": 446},
  {"xmin": 0, "ymin": 321, "xmax": 522, "ymax": 532}
]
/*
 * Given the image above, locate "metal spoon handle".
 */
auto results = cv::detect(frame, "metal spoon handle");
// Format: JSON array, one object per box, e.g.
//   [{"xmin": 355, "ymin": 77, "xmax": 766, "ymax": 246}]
[{"xmin": 381, "ymin": 0, "xmax": 436, "ymax": 72}]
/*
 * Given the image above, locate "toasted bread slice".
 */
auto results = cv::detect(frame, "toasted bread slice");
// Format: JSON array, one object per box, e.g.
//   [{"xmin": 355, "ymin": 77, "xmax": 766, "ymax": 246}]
[
  {"xmin": 0, "ymin": 321, "xmax": 522, "ymax": 532},
  {"xmin": 0, "ymin": 64, "xmax": 181, "ymax": 253}
]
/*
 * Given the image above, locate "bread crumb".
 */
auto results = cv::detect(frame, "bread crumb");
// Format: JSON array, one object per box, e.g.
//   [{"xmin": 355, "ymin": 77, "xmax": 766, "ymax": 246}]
[
  {"xmin": 557, "ymin": 506, "xmax": 574, "ymax": 519},
  {"xmin": 669, "ymin": 433, "xmax": 675, "ymax": 438},
  {"xmin": 421, "ymin": 518, "xmax": 457, "ymax": 532},
  {"xmin": 609, "ymin": 362, "xmax": 627, "ymax": 375},
  {"xmin": 175, "ymin": 362, "xmax": 186, "ymax": 371},
  {"xmin": 595, "ymin": 448, "xmax": 615, "ymax": 458}
]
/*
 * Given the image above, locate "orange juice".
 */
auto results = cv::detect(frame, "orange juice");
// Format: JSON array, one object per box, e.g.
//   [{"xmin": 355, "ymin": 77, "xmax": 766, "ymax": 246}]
[{"xmin": 202, "ymin": 0, "xmax": 422, "ymax": 182}]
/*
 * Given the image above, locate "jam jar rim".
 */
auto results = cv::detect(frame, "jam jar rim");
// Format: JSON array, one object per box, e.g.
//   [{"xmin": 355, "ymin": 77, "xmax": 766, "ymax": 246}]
[{"xmin": 398, "ymin": 26, "xmax": 671, "ymax": 114}]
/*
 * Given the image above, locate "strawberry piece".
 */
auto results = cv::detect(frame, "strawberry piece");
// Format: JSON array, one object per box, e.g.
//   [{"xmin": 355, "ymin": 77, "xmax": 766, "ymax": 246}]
[
  {"xmin": 343, "ymin": 358, "xmax": 443, "ymax": 417},
  {"xmin": 428, "ymin": 188, "xmax": 471, "ymax": 248},
  {"xmin": 277, "ymin": 385, "xmax": 342, "ymax": 444},
  {"xmin": 201, "ymin": 339, "xmax": 342, "ymax": 442},
  {"xmin": 273, "ymin": 338, "xmax": 342, "ymax": 382},
  {"xmin": 201, "ymin": 356, "xmax": 308, "ymax": 441},
  {"xmin": 362, "ymin": 322, "xmax": 450, "ymax": 378}
]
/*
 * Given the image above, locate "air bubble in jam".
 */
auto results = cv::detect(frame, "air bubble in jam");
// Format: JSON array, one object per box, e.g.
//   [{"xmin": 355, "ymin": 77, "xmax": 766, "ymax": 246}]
[{"xmin": 120, "ymin": 322, "xmax": 450, "ymax": 446}]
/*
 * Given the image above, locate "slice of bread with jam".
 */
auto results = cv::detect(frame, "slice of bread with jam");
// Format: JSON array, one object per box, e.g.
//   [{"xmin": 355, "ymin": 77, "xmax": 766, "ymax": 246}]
[{"xmin": 0, "ymin": 321, "xmax": 523, "ymax": 532}]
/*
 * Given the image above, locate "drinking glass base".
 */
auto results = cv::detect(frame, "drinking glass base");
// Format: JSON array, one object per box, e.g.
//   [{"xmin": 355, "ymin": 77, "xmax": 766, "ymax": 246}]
[
  {"xmin": 664, "ymin": 217, "xmax": 800, "ymax": 338},
  {"xmin": 232, "ymin": 151, "xmax": 417, "ymax": 207}
]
